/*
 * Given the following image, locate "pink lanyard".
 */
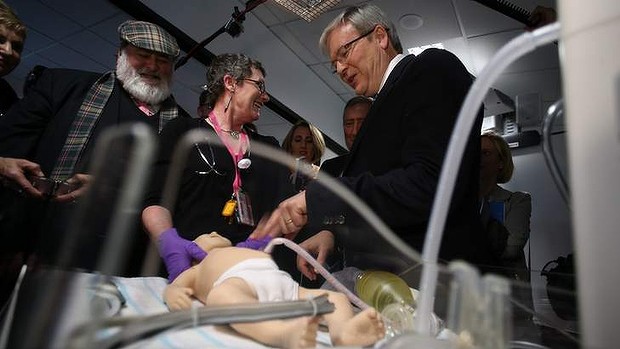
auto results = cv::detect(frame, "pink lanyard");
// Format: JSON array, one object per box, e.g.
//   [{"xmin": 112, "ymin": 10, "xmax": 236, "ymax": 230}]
[{"xmin": 208, "ymin": 111, "xmax": 248, "ymax": 195}]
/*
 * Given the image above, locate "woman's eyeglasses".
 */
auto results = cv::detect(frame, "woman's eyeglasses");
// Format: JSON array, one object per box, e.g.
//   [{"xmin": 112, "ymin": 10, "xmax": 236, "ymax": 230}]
[{"xmin": 242, "ymin": 78, "xmax": 266, "ymax": 94}]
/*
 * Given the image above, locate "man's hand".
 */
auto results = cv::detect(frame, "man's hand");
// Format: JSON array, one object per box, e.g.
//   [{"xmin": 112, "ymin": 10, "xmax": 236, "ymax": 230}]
[
  {"xmin": 54, "ymin": 173, "xmax": 92, "ymax": 203},
  {"xmin": 250, "ymin": 191, "xmax": 308, "ymax": 240},
  {"xmin": 159, "ymin": 228, "xmax": 207, "ymax": 282},
  {"xmin": 297, "ymin": 230, "xmax": 335, "ymax": 280},
  {"xmin": 0, "ymin": 157, "xmax": 45, "ymax": 198}
]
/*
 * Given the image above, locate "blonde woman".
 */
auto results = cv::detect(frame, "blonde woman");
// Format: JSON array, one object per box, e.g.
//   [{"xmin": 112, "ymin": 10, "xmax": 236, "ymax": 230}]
[
  {"xmin": 281, "ymin": 121, "xmax": 325, "ymax": 191},
  {"xmin": 480, "ymin": 131, "xmax": 532, "ymax": 280}
]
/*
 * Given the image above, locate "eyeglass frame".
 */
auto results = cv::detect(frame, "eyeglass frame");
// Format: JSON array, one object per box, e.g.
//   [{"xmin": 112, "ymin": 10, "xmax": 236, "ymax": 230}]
[
  {"xmin": 330, "ymin": 26, "xmax": 377, "ymax": 74},
  {"xmin": 242, "ymin": 78, "xmax": 266, "ymax": 94}
]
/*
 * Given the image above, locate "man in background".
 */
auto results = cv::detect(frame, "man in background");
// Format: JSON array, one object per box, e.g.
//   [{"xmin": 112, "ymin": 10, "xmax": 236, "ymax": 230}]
[
  {"xmin": 320, "ymin": 96, "xmax": 371, "ymax": 177},
  {"xmin": 0, "ymin": 20, "xmax": 188, "ymax": 307},
  {"xmin": 0, "ymin": 0, "xmax": 25, "ymax": 117}
]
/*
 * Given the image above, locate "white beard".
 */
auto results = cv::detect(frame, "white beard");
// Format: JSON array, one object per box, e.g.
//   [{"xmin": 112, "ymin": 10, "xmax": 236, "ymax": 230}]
[{"xmin": 116, "ymin": 51, "xmax": 172, "ymax": 105}]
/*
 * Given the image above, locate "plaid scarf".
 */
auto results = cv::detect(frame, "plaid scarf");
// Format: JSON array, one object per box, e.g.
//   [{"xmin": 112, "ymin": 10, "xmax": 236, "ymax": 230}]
[{"xmin": 51, "ymin": 71, "xmax": 177, "ymax": 180}]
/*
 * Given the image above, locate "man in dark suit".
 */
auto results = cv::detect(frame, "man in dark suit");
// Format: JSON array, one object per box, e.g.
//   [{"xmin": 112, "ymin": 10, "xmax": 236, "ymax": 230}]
[
  {"xmin": 252, "ymin": 4, "xmax": 489, "ymax": 270},
  {"xmin": 320, "ymin": 96, "xmax": 371, "ymax": 177},
  {"xmin": 0, "ymin": 20, "xmax": 189, "ymax": 295}
]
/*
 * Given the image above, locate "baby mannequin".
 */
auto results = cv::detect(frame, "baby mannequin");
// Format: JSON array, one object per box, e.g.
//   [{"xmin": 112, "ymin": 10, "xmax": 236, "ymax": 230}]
[{"xmin": 164, "ymin": 232, "xmax": 385, "ymax": 348}]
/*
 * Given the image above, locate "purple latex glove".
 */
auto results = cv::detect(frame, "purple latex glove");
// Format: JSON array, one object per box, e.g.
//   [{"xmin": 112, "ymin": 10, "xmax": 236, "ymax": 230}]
[
  {"xmin": 158, "ymin": 228, "xmax": 207, "ymax": 282},
  {"xmin": 236, "ymin": 235, "xmax": 273, "ymax": 250}
]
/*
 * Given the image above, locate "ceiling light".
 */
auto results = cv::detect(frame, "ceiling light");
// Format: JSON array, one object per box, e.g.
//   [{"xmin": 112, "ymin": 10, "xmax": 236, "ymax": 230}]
[
  {"xmin": 272, "ymin": 0, "xmax": 341, "ymax": 22},
  {"xmin": 399, "ymin": 14, "xmax": 423, "ymax": 31}
]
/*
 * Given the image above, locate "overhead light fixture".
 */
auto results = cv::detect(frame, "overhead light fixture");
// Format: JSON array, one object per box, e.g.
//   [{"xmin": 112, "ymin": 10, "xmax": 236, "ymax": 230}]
[
  {"xmin": 272, "ymin": 0, "xmax": 341, "ymax": 22},
  {"xmin": 399, "ymin": 14, "xmax": 424, "ymax": 31}
]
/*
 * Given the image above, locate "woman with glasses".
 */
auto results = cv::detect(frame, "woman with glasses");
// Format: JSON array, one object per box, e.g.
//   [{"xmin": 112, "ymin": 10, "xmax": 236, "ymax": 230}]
[{"xmin": 142, "ymin": 53, "xmax": 294, "ymax": 282}]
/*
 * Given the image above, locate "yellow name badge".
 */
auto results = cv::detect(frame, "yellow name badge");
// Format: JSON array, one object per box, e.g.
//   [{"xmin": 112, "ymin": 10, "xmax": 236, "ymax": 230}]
[{"xmin": 222, "ymin": 199, "xmax": 237, "ymax": 217}]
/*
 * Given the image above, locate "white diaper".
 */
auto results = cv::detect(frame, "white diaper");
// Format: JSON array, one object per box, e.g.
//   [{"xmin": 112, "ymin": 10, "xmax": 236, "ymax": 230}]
[{"xmin": 212, "ymin": 258, "xmax": 299, "ymax": 302}]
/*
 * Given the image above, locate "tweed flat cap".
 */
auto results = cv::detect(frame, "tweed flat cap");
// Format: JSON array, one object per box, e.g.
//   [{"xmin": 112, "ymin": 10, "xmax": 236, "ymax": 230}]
[{"xmin": 118, "ymin": 20, "xmax": 180, "ymax": 58}]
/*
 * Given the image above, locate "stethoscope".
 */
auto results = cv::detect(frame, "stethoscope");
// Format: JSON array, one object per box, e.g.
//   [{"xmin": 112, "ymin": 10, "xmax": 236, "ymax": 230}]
[
  {"xmin": 194, "ymin": 144, "xmax": 252, "ymax": 174},
  {"xmin": 195, "ymin": 143, "xmax": 225, "ymax": 176},
  {"xmin": 196, "ymin": 118, "xmax": 252, "ymax": 174}
]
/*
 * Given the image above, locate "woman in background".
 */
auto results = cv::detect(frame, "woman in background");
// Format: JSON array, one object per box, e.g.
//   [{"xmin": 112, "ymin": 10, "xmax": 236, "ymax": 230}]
[
  {"xmin": 480, "ymin": 131, "xmax": 532, "ymax": 281},
  {"xmin": 281, "ymin": 121, "xmax": 325, "ymax": 192},
  {"xmin": 275, "ymin": 121, "xmax": 326, "ymax": 286}
]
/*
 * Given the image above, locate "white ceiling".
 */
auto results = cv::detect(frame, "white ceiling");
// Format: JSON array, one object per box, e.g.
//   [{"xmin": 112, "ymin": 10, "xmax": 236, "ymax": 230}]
[{"xmin": 3, "ymin": 0, "xmax": 560, "ymax": 159}]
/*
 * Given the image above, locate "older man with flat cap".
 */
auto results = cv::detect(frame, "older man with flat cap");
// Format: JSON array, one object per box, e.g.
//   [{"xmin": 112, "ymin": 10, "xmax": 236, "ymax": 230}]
[{"xmin": 0, "ymin": 20, "xmax": 189, "ymax": 293}]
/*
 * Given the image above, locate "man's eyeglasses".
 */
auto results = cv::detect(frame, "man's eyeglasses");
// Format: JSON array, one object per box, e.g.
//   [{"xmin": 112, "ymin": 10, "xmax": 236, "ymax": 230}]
[
  {"xmin": 331, "ymin": 26, "xmax": 376, "ymax": 74},
  {"xmin": 243, "ymin": 78, "xmax": 266, "ymax": 94}
]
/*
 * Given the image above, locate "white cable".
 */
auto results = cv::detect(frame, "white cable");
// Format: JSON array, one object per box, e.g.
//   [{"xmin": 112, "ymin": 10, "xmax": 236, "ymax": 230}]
[
  {"xmin": 0, "ymin": 264, "xmax": 28, "ymax": 349},
  {"xmin": 191, "ymin": 306, "xmax": 198, "ymax": 328},
  {"xmin": 265, "ymin": 238, "xmax": 369, "ymax": 310}
]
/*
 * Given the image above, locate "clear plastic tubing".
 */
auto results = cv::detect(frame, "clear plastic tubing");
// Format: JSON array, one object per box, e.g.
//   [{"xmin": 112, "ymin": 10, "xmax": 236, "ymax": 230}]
[
  {"xmin": 264, "ymin": 237, "xmax": 370, "ymax": 310},
  {"xmin": 414, "ymin": 23, "xmax": 561, "ymax": 335}
]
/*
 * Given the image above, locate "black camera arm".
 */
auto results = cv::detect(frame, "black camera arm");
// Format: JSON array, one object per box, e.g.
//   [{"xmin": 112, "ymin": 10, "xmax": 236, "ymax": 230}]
[{"xmin": 175, "ymin": 0, "xmax": 268, "ymax": 70}]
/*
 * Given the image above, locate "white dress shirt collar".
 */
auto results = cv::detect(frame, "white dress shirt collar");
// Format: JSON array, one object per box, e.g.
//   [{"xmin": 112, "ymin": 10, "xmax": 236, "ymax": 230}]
[{"xmin": 377, "ymin": 53, "xmax": 408, "ymax": 96}]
